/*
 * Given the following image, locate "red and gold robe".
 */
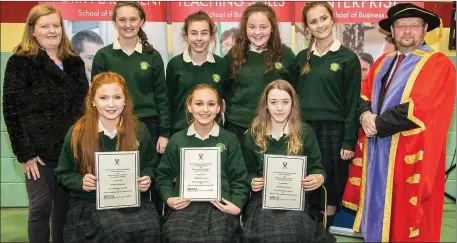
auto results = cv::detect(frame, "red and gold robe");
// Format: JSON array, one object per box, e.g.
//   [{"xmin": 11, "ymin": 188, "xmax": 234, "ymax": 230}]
[{"xmin": 342, "ymin": 45, "xmax": 455, "ymax": 242}]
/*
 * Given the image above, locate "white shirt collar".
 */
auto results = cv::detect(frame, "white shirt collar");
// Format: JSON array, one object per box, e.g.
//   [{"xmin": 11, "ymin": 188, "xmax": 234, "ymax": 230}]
[
  {"xmin": 249, "ymin": 44, "xmax": 266, "ymax": 53},
  {"xmin": 396, "ymin": 51, "xmax": 412, "ymax": 56},
  {"xmin": 113, "ymin": 37, "xmax": 142, "ymax": 56},
  {"xmin": 268, "ymin": 122, "xmax": 290, "ymax": 141},
  {"xmin": 311, "ymin": 39, "xmax": 342, "ymax": 57},
  {"xmin": 183, "ymin": 50, "xmax": 215, "ymax": 65},
  {"xmin": 187, "ymin": 122, "xmax": 220, "ymax": 140},
  {"xmin": 98, "ymin": 120, "xmax": 117, "ymax": 139}
]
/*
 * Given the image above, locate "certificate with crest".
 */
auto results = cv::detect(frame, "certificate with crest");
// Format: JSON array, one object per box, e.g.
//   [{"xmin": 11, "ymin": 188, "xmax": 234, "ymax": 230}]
[
  {"xmin": 180, "ymin": 147, "xmax": 221, "ymax": 201},
  {"xmin": 95, "ymin": 151, "xmax": 140, "ymax": 210},
  {"xmin": 262, "ymin": 154, "xmax": 307, "ymax": 211}
]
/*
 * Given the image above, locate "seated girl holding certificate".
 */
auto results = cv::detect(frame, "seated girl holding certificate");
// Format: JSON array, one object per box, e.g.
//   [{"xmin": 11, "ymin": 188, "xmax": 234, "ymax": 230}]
[
  {"xmin": 156, "ymin": 83, "xmax": 249, "ymax": 243},
  {"xmin": 54, "ymin": 72, "xmax": 161, "ymax": 243},
  {"xmin": 242, "ymin": 80, "xmax": 335, "ymax": 243}
]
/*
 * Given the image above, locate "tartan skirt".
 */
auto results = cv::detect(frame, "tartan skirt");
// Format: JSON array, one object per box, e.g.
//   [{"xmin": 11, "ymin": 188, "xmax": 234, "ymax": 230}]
[
  {"xmin": 161, "ymin": 202, "xmax": 241, "ymax": 243},
  {"xmin": 64, "ymin": 198, "xmax": 161, "ymax": 243},
  {"xmin": 242, "ymin": 192, "xmax": 336, "ymax": 243},
  {"xmin": 306, "ymin": 121, "xmax": 349, "ymax": 208}
]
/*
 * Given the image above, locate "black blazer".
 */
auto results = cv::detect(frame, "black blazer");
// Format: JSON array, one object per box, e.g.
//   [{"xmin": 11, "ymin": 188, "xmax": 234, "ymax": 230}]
[{"xmin": 2, "ymin": 50, "xmax": 88, "ymax": 163}]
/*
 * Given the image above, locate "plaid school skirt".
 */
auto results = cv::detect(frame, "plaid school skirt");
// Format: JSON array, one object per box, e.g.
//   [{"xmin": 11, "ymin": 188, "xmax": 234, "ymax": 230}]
[
  {"xmin": 306, "ymin": 121, "xmax": 349, "ymax": 208},
  {"xmin": 64, "ymin": 198, "xmax": 161, "ymax": 243},
  {"xmin": 161, "ymin": 202, "xmax": 241, "ymax": 243},
  {"xmin": 242, "ymin": 192, "xmax": 336, "ymax": 243}
]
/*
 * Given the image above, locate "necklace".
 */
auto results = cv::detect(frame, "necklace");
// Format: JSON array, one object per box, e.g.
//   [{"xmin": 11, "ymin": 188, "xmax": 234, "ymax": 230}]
[{"xmin": 316, "ymin": 39, "xmax": 334, "ymax": 54}]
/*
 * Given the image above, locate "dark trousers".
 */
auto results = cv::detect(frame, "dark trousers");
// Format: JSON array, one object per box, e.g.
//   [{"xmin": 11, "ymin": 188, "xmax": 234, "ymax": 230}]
[
  {"xmin": 25, "ymin": 162, "xmax": 70, "ymax": 243},
  {"xmin": 139, "ymin": 116, "xmax": 163, "ymax": 215}
]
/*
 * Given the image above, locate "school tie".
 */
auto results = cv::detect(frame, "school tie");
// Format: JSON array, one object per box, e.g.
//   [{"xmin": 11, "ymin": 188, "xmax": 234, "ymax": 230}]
[{"xmin": 383, "ymin": 53, "xmax": 406, "ymax": 97}]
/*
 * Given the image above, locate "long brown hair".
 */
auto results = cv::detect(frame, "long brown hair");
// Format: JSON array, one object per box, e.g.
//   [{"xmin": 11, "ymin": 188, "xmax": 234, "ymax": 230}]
[
  {"xmin": 112, "ymin": 2, "xmax": 153, "ymax": 52},
  {"xmin": 182, "ymin": 10, "xmax": 217, "ymax": 52},
  {"xmin": 301, "ymin": 1, "xmax": 335, "ymax": 74},
  {"xmin": 185, "ymin": 83, "xmax": 222, "ymax": 125},
  {"xmin": 250, "ymin": 80, "xmax": 303, "ymax": 155},
  {"xmin": 71, "ymin": 72, "xmax": 138, "ymax": 175},
  {"xmin": 230, "ymin": 2, "xmax": 282, "ymax": 77},
  {"xmin": 14, "ymin": 4, "xmax": 76, "ymax": 59}
]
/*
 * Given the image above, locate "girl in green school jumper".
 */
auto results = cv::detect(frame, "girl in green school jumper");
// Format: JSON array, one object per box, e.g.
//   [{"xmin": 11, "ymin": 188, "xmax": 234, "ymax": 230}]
[
  {"xmin": 242, "ymin": 80, "xmax": 335, "ymax": 243},
  {"xmin": 295, "ymin": 2, "xmax": 361, "ymax": 227},
  {"xmin": 54, "ymin": 72, "xmax": 161, "ymax": 243},
  {"xmin": 156, "ymin": 84, "xmax": 249, "ymax": 243},
  {"xmin": 223, "ymin": 2, "xmax": 297, "ymax": 142},
  {"xmin": 166, "ymin": 11, "xmax": 229, "ymax": 135},
  {"xmin": 91, "ymin": 2, "xmax": 170, "ymax": 153},
  {"xmin": 91, "ymin": 2, "xmax": 170, "ymax": 213}
]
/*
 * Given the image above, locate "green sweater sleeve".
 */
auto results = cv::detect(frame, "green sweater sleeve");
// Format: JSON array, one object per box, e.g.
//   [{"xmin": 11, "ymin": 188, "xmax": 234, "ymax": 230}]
[
  {"xmin": 91, "ymin": 49, "xmax": 107, "ymax": 79},
  {"xmin": 303, "ymin": 124, "xmax": 326, "ymax": 180},
  {"xmin": 242, "ymin": 131, "xmax": 261, "ymax": 184},
  {"xmin": 138, "ymin": 124, "xmax": 158, "ymax": 180},
  {"xmin": 54, "ymin": 129, "xmax": 84, "ymax": 192},
  {"xmin": 155, "ymin": 137, "xmax": 178, "ymax": 202},
  {"xmin": 284, "ymin": 46, "xmax": 298, "ymax": 88},
  {"xmin": 342, "ymin": 54, "xmax": 362, "ymax": 151},
  {"xmin": 151, "ymin": 51, "xmax": 171, "ymax": 138},
  {"xmin": 165, "ymin": 58, "xmax": 178, "ymax": 116},
  {"xmin": 222, "ymin": 50, "xmax": 234, "ymax": 103},
  {"xmin": 226, "ymin": 136, "xmax": 250, "ymax": 209}
]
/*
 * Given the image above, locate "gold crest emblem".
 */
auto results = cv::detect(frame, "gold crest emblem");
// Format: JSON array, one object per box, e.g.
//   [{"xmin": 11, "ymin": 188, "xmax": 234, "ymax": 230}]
[
  {"xmin": 330, "ymin": 63, "xmax": 341, "ymax": 72},
  {"xmin": 140, "ymin": 61, "xmax": 150, "ymax": 71},
  {"xmin": 212, "ymin": 74, "xmax": 221, "ymax": 83}
]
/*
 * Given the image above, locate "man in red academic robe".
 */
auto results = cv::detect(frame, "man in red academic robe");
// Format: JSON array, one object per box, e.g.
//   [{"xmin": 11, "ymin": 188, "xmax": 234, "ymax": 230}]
[{"xmin": 342, "ymin": 3, "xmax": 456, "ymax": 242}]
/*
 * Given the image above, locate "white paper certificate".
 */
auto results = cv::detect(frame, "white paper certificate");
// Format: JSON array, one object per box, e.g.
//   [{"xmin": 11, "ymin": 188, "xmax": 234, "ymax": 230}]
[
  {"xmin": 180, "ymin": 147, "xmax": 221, "ymax": 201},
  {"xmin": 262, "ymin": 154, "xmax": 307, "ymax": 211},
  {"xmin": 95, "ymin": 151, "xmax": 140, "ymax": 210}
]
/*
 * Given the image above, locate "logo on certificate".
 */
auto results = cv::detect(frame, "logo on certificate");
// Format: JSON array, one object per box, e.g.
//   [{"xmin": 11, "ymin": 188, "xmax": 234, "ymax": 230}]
[
  {"xmin": 199, "ymin": 153, "xmax": 204, "ymax": 160},
  {"xmin": 283, "ymin": 162, "xmax": 287, "ymax": 168},
  {"xmin": 115, "ymin": 158, "xmax": 120, "ymax": 166}
]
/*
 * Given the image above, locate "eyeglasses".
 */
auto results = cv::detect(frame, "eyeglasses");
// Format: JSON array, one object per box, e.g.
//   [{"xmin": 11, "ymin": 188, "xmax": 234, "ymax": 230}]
[{"xmin": 393, "ymin": 24, "xmax": 425, "ymax": 31}]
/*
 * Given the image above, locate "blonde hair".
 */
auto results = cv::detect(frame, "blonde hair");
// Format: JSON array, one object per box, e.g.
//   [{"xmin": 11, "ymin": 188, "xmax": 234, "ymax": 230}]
[
  {"xmin": 250, "ymin": 80, "xmax": 303, "ymax": 155},
  {"xmin": 14, "ymin": 4, "xmax": 76, "ymax": 59},
  {"xmin": 71, "ymin": 72, "xmax": 138, "ymax": 175},
  {"xmin": 185, "ymin": 83, "xmax": 222, "ymax": 125}
]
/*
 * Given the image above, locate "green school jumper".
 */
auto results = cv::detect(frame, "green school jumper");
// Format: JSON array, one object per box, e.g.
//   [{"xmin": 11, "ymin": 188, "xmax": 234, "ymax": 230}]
[
  {"xmin": 242, "ymin": 123, "xmax": 326, "ymax": 183},
  {"xmin": 166, "ymin": 52, "xmax": 229, "ymax": 132},
  {"xmin": 156, "ymin": 124, "xmax": 249, "ymax": 209},
  {"xmin": 295, "ymin": 44, "xmax": 361, "ymax": 151},
  {"xmin": 224, "ymin": 44, "xmax": 297, "ymax": 129},
  {"xmin": 92, "ymin": 44, "xmax": 171, "ymax": 138},
  {"xmin": 55, "ymin": 122, "xmax": 158, "ymax": 199}
]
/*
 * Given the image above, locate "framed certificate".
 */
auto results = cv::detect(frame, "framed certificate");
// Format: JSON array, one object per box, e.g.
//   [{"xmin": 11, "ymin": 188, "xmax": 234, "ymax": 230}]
[
  {"xmin": 262, "ymin": 154, "xmax": 307, "ymax": 211},
  {"xmin": 95, "ymin": 151, "xmax": 140, "ymax": 210},
  {"xmin": 180, "ymin": 147, "xmax": 221, "ymax": 201}
]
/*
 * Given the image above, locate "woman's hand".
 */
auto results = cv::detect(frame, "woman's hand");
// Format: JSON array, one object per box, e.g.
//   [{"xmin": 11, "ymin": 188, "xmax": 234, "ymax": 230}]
[
  {"xmin": 82, "ymin": 174, "xmax": 97, "ymax": 192},
  {"xmin": 137, "ymin": 176, "xmax": 151, "ymax": 192},
  {"xmin": 167, "ymin": 197, "xmax": 191, "ymax": 210},
  {"xmin": 251, "ymin": 177, "xmax": 264, "ymax": 192},
  {"xmin": 21, "ymin": 156, "xmax": 45, "ymax": 180},
  {"xmin": 211, "ymin": 198, "xmax": 241, "ymax": 216},
  {"xmin": 301, "ymin": 174, "xmax": 324, "ymax": 191}
]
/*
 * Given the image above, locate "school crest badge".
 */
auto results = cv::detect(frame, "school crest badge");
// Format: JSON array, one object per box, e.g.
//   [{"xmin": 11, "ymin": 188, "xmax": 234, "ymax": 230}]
[
  {"xmin": 216, "ymin": 143, "xmax": 226, "ymax": 152},
  {"xmin": 140, "ymin": 61, "xmax": 150, "ymax": 71},
  {"xmin": 274, "ymin": 62, "xmax": 284, "ymax": 70},
  {"xmin": 212, "ymin": 74, "xmax": 221, "ymax": 83},
  {"xmin": 330, "ymin": 63, "xmax": 341, "ymax": 72}
]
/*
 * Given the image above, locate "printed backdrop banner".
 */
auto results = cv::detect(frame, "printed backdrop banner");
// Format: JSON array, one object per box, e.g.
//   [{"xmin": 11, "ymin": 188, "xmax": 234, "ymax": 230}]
[
  {"xmin": 294, "ymin": 1, "xmax": 425, "ymax": 23},
  {"xmin": 171, "ymin": 1, "xmax": 292, "ymax": 22},
  {"xmin": 42, "ymin": 1, "xmax": 167, "ymax": 21}
]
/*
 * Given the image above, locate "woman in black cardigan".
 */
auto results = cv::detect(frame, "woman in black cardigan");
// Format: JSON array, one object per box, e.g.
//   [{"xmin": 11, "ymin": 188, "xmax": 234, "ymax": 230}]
[{"xmin": 2, "ymin": 4, "xmax": 88, "ymax": 243}]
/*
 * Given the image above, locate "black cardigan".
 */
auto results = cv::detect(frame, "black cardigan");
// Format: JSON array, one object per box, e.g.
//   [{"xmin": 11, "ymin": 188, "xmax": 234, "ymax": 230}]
[{"xmin": 2, "ymin": 50, "xmax": 88, "ymax": 164}]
